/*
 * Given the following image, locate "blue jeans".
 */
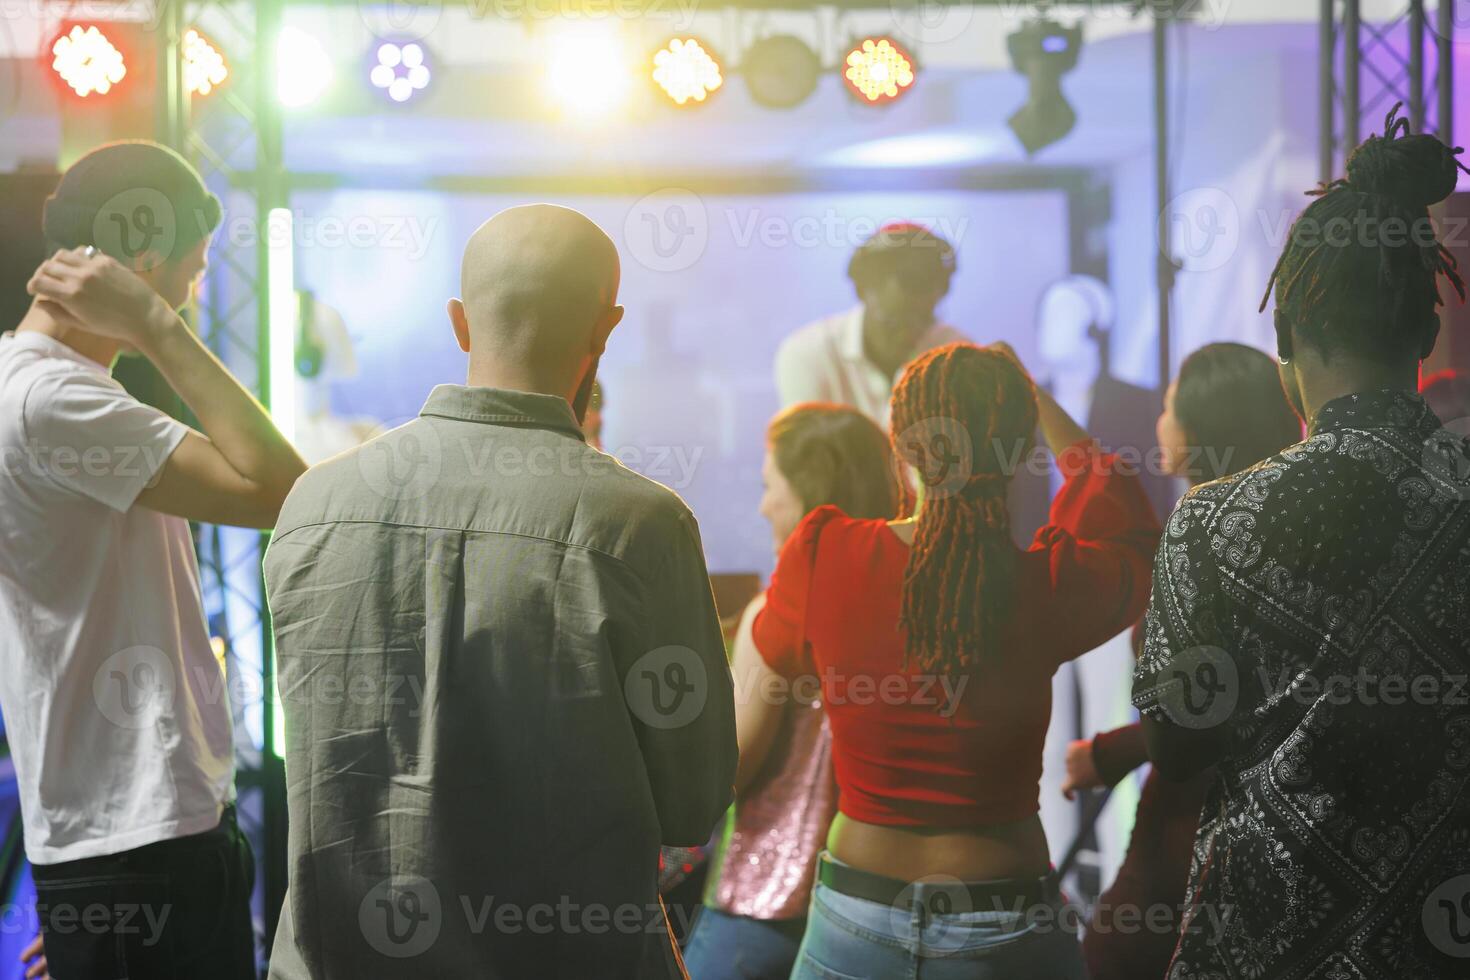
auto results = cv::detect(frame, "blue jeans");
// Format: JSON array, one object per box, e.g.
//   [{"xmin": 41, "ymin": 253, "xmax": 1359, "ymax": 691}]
[
  {"xmin": 682, "ymin": 907, "xmax": 805, "ymax": 980},
  {"xmin": 792, "ymin": 881, "xmax": 1088, "ymax": 980}
]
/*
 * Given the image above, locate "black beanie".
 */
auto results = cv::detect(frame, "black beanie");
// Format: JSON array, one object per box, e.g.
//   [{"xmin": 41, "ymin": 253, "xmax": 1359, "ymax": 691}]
[{"xmin": 42, "ymin": 140, "xmax": 223, "ymax": 266}]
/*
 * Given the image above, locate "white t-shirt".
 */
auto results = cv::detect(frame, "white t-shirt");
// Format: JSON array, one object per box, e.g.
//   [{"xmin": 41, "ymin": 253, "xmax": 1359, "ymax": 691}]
[
  {"xmin": 773, "ymin": 307, "xmax": 969, "ymax": 425},
  {"xmin": 0, "ymin": 331, "xmax": 234, "ymax": 865}
]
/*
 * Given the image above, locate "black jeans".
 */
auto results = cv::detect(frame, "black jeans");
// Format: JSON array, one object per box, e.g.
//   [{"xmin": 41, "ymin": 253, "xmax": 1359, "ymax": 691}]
[{"xmin": 32, "ymin": 806, "xmax": 255, "ymax": 980}]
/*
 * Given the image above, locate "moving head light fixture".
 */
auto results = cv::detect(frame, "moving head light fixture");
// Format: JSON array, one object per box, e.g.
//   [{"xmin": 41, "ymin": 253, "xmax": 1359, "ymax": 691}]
[{"xmin": 1006, "ymin": 19, "xmax": 1083, "ymax": 155}]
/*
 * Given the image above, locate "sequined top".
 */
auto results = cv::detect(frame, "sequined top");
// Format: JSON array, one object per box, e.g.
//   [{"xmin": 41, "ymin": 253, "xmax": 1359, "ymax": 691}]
[{"xmin": 705, "ymin": 698, "xmax": 837, "ymax": 920}]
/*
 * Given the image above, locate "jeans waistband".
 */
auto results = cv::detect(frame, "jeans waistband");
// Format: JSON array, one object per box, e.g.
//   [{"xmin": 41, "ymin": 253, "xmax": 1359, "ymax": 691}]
[{"xmin": 816, "ymin": 853, "xmax": 1057, "ymax": 915}]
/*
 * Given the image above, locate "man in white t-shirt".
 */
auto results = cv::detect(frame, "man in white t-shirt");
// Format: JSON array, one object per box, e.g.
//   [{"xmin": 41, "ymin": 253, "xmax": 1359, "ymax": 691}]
[
  {"xmin": 0, "ymin": 141, "xmax": 305, "ymax": 979},
  {"xmin": 774, "ymin": 222, "xmax": 967, "ymax": 425}
]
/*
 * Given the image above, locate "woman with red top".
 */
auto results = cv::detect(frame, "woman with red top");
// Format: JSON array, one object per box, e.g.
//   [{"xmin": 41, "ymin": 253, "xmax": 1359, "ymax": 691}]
[
  {"xmin": 753, "ymin": 341, "xmax": 1160, "ymax": 979},
  {"xmin": 1059, "ymin": 342, "xmax": 1302, "ymax": 980},
  {"xmin": 683, "ymin": 402, "xmax": 904, "ymax": 980}
]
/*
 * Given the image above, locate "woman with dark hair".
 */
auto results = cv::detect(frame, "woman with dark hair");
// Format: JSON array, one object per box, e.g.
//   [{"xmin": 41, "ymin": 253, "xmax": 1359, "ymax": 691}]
[
  {"xmin": 1061, "ymin": 341, "xmax": 1301, "ymax": 980},
  {"xmin": 1131, "ymin": 108, "xmax": 1470, "ymax": 978},
  {"xmin": 752, "ymin": 343, "xmax": 1159, "ymax": 978},
  {"xmin": 682, "ymin": 403, "xmax": 904, "ymax": 980}
]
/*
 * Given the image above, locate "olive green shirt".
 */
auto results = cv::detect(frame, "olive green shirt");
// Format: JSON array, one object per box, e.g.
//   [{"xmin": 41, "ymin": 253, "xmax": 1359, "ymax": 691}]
[{"xmin": 264, "ymin": 385, "xmax": 736, "ymax": 979}]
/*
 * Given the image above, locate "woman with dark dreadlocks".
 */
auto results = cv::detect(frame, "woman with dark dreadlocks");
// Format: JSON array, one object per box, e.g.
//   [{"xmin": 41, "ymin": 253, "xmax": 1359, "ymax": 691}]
[
  {"xmin": 1131, "ymin": 106, "xmax": 1470, "ymax": 979},
  {"xmin": 752, "ymin": 341, "xmax": 1159, "ymax": 978}
]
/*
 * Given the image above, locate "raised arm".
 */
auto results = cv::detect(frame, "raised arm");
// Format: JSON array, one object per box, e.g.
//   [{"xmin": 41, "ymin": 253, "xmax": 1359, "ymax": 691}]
[{"xmin": 29, "ymin": 248, "xmax": 305, "ymax": 527}]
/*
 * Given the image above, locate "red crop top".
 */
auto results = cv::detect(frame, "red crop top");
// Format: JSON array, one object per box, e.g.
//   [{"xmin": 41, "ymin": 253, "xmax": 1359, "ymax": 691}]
[{"xmin": 752, "ymin": 441, "xmax": 1161, "ymax": 828}]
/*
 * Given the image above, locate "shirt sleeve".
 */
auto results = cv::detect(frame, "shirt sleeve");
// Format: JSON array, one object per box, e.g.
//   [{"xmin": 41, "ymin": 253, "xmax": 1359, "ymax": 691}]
[
  {"xmin": 22, "ymin": 372, "xmax": 188, "ymax": 513},
  {"xmin": 1091, "ymin": 722, "xmax": 1149, "ymax": 787},
  {"xmin": 774, "ymin": 334, "xmax": 829, "ymax": 408},
  {"xmin": 630, "ymin": 504, "xmax": 738, "ymax": 847},
  {"xmin": 1030, "ymin": 441, "xmax": 1163, "ymax": 665},
  {"xmin": 1131, "ymin": 491, "xmax": 1239, "ymax": 729},
  {"xmin": 751, "ymin": 505, "xmax": 843, "ymax": 679}
]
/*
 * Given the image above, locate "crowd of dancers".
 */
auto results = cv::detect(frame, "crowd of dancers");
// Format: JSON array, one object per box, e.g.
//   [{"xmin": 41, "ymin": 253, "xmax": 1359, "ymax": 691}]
[{"xmin": 1, "ymin": 105, "xmax": 1469, "ymax": 980}]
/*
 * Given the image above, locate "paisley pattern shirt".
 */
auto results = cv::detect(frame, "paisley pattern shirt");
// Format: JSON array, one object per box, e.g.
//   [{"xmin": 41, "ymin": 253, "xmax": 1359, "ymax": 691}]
[{"xmin": 1133, "ymin": 389, "xmax": 1470, "ymax": 980}]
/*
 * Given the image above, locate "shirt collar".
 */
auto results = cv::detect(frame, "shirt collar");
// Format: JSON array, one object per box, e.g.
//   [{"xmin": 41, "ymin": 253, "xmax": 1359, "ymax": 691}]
[
  {"xmin": 1308, "ymin": 387, "xmax": 1441, "ymax": 439},
  {"xmin": 1, "ymin": 330, "xmax": 110, "ymax": 375},
  {"xmin": 419, "ymin": 384, "xmax": 586, "ymax": 440},
  {"xmin": 840, "ymin": 307, "xmax": 951, "ymax": 364}
]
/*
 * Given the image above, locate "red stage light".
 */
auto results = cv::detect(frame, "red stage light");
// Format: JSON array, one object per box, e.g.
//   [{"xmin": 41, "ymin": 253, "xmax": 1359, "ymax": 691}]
[
  {"xmin": 843, "ymin": 37, "xmax": 915, "ymax": 105},
  {"xmin": 51, "ymin": 25, "xmax": 127, "ymax": 98}
]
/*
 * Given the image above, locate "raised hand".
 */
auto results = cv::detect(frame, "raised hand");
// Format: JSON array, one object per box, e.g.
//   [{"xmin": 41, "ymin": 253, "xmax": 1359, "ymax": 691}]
[{"xmin": 26, "ymin": 247, "xmax": 175, "ymax": 349}]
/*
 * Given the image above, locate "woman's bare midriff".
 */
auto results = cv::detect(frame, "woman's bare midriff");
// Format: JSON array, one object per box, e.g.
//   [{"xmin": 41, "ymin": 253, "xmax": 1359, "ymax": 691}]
[{"xmin": 826, "ymin": 811, "xmax": 1052, "ymax": 883}]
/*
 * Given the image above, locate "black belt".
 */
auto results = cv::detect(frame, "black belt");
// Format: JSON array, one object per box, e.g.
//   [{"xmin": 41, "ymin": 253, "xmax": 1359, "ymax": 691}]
[{"xmin": 817, "ymin": 854, "xmax": 1055, "ymax": 916}]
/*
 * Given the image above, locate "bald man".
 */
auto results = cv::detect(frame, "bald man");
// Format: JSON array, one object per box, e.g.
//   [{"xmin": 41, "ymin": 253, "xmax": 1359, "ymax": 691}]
[{"xmin": 263, "ymin": 206, "xmax": 737, "ymax": 979}]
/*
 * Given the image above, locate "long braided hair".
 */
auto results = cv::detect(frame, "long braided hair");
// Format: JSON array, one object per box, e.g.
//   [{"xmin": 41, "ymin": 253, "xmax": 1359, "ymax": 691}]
[
  {"xmin": 1260, "ymin": 104, "xmax": 1468, "ymax": 360},
  {"xmin": 890, "ymin": 343, "xmax": 1039, "ymax": 674}
]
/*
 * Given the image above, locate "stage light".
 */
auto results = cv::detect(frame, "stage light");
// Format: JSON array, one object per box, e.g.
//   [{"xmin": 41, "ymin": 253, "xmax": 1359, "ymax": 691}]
[
  {"xmin": 742, "ymin": 35, "xmax": 819, "ymax": 110},
  {"xmin": 51, "ymin": 25, "xmax": 126, "ymax": 98},
  {"xmin": 843, "ymin": 37, "xmax": 915, "ymax": 105},
  {"xmin": 183, "ymin": 28, "xmax": 228, "ymax": 97},
  {"xmin": 1006, "ymin": 19, "xmax": 1083, "ymax": 155},
  {"xmin": 277, "ymin": 26, "xmax": 332, "ymax": 108},
  {"xmin": 545, "ymin": 25, "xmax": 632, "ymax": 120},
  {"xmin": 652, "ymin": 37, "xmax": 722, "ymax": 107},
  {"xmin": 371, "ymin": 40, "xmax": 431, "ymax": 103}
]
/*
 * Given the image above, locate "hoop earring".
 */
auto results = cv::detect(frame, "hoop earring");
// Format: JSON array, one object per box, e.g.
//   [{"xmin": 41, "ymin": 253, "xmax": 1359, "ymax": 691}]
[{"xmin": 1278, "ymin": 355, "xmax": 1291, "ymax": 366}]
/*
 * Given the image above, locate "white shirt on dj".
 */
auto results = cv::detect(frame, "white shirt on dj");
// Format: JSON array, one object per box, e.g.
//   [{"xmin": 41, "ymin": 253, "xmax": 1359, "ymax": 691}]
[{"xmin": 774, "ymin": 307, "xmax": 968, "ymax": 426}]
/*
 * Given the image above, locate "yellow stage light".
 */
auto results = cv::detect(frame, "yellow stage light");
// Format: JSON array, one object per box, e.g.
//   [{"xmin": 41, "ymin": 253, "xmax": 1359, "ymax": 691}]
[
  {"xmin": 51, "ymin": 25, "xmax": 126, "ymax": 98},
  {"xmin": 843, "ymin": 37, "xmax": 916, "ymax": 105},
  {"xmin": 652, "ymin": 37, "xmax": 722, "ymax": 107},
  {"xmin": 184, "ymin": 28, "xmax": 228, "ymax": 97}
]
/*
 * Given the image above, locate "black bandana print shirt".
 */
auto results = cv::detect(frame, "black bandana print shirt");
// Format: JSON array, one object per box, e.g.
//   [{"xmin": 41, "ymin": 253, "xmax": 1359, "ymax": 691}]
[{"xmin": 1133, "ymin": 389, "xmax": 1470, "ymax": 980}]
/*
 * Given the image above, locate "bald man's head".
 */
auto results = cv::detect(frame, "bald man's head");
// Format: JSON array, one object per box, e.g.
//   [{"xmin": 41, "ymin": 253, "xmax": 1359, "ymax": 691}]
[{"xmin": 449, "ymin": 204, "xmax": 623, "ymax": 408}]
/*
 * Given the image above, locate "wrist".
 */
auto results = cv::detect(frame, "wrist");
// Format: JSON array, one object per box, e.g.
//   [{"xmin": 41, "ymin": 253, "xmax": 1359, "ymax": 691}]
[{"xmin": 136, "ymin": 300, "xmax": 187, "ymax": 355}]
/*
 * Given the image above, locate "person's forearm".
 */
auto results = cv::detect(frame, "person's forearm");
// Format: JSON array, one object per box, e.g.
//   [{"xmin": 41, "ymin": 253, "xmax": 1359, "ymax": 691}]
[
  {"xmin": 1033, "ymin": 384, "xmax": 1091, "ymax": 457},
  {"xmin": 140, "ymin": 309, "xmax": 305, "ymax": 493}
]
